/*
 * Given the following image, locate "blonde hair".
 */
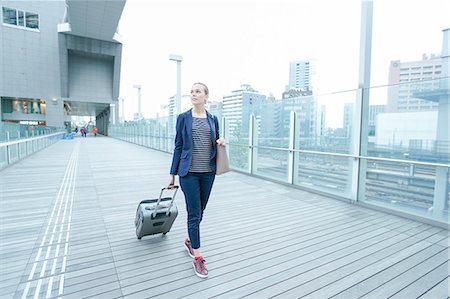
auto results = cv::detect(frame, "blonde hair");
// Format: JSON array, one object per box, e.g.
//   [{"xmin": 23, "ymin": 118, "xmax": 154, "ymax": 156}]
[{"xmin": 192, "ymin": 82, "xmax": 209, "ymax": 96}]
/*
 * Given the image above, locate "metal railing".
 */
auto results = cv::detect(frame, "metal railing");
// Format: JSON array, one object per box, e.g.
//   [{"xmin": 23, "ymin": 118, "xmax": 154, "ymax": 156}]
[
  {"xmin": 0, "ymin": 131, "xmax": 66, "ymax": 170},
  {"xmin": 109, "ymin": 112, "xmax": 449, "ymax": 228}
]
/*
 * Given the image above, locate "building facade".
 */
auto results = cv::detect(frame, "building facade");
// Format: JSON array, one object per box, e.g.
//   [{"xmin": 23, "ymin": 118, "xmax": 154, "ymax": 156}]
[
  {"xmin": 222, "ymin": 84, "xmax": 266, "ymax": 138},
  {"xmin": 0, "ymin": 0, "xmax": 126, "ymax": 134},
  {"xmin": 387, "ymin": 54, "xmax": 442, "ymax": 113},
  {"xmin": 288, "ymin": 60, "xmax": 315, "ymax": 91}
]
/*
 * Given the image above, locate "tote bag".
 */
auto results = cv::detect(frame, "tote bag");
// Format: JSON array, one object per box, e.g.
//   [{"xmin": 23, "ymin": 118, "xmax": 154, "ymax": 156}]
[{"xmin": 216, "ymin": 144, "xmax": 230, "ymax": 175}]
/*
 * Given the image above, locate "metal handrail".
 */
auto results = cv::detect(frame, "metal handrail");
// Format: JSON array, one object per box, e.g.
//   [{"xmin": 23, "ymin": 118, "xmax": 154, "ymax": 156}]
[
  {"xmin": 236, "ymin": 144, "xmax": 450, "ymax": 168},
  {"xmin": 0, "ymin": 131, "xmax": 66, "ymax": 148}
]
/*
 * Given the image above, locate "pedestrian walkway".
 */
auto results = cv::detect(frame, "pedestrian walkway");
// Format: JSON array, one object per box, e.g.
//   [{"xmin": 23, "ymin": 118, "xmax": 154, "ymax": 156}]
[{"xmin": 0, "ymin": 137, "xmax": 448, "ymax": 298}]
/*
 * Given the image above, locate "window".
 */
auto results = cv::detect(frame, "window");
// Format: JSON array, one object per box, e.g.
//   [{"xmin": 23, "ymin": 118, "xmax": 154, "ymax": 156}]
[
  {"xmin": 26, "ymin": 12, "xmax": 38, "ymax": 29},
  {"xmin": 18, "ymin": 10, "xmax": 24, "ymax": 26},
  {"xmin": 2, "ymin": 7, "xmax": 16, "ymax": 25},
  {"xmin": 2, "ymin": 6, "xmax": 39, "ymax": 30}
]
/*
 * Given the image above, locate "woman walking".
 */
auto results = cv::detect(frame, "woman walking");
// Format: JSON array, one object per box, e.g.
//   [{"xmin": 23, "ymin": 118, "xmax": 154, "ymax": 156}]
[{"xmin": 168, "ymin": 82, "xmax": 225, "ymax": 278}]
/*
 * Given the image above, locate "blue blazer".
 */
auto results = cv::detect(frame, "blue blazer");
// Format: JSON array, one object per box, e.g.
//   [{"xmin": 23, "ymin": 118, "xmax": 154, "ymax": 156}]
[{"xmin": 170, "ymin": 109, "xmax": 220, "ymax": 177}]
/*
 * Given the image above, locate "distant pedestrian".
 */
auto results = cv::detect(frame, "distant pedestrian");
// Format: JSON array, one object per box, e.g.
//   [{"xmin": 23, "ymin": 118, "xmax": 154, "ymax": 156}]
[{"xmin": 92, "ymin": 126, "xmax": 98, "ymax": 137}]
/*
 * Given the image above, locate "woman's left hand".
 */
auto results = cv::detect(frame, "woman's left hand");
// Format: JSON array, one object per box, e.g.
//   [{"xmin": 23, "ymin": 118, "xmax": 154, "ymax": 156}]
[{"xmin": 216, "ymin": 138, "xmax": 226, "ymax": 146}]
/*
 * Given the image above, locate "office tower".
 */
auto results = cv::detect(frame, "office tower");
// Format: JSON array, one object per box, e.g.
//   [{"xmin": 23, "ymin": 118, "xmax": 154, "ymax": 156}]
[
  {"xmin": 288, "ymin": 60, "xmax": 315, "ymax": 91},
  {"xmin": 368, "ymin": 104, "xmax": 385, "ymax": 136},
  {"xmin": 206, "ymin": 101, "xmax": 223, "ymax": 122},
  {"xmin": 387, "ymin": 54, "xmax": 441, "ymax": 112},
  {"xmin": 222, "ymin": 84, "xmax": 266, "ymax": 136},
  {"xmin": 281, "ymin": 89, "xmax": 317, "ymax": 147}
]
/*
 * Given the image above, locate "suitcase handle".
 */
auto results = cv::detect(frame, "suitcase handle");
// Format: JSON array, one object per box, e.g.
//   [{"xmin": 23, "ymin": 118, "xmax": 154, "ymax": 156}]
[{"xmin": 153, "ymin": 186, "xmax": 179, "ymax": 218}]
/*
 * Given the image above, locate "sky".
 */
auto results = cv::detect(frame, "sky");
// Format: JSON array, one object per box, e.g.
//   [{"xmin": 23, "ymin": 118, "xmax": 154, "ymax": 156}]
[{"xmin": 117, "ymin": 0, "xmax": 449, "ymax": 127}]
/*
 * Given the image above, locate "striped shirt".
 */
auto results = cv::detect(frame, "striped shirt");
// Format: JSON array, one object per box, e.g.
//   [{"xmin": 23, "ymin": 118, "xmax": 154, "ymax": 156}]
[{"xmin": 189, "ymin": 117, "xmax": 212, "ymax": 173}]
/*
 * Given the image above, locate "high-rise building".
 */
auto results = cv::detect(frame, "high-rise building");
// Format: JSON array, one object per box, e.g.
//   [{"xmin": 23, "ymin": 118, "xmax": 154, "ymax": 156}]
[
  {"xmin": 288, "ymin": 60, "xmax": 315, "ymax": 91},
  {"xmin": 281, "ymin": 89, "xmax": 317, "ymax": 146},
  {"xmin": 387, "ymin": 54, "xmax": 442, "ymax": 112},
  {"xmin": 343, "ymin": 103, "xmax": 353, "ymax": 138},
  {"xmin": 368, "ymin": 104, "xmax": 385, "ymax": 136},
  {"xmin": 222, "ymin": 84, "xmax": 266, "ymax": 136},
  {"xmin": 206, "ymin": 101, "xmax": 222, "ymax": 122},
  {"xmin": 343, "ymin": 103, "xmax": 386, "ymax": 139}
]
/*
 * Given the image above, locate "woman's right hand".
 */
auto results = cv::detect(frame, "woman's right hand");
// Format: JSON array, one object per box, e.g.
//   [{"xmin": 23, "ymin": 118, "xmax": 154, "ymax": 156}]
[{"xmin": 168, "ymin": 175, "xmax": 175, "ymax": 189}]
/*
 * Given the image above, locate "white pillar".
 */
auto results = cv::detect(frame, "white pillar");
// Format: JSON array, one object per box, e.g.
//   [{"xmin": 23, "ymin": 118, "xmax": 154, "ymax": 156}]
[
  {"xmin": 352, "ymin": 0, "xmax": 373, "ymax": 202},
  {"xmin": 176, "ymin": 60, "xmax": 182, "ymax": 116},
  {"xmin": 169, "ymin": 54, "xmax": 183, "ymax": 116}
]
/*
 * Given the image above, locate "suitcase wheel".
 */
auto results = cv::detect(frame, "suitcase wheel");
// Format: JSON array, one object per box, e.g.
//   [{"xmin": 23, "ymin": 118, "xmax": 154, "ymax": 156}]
[
  {"xmin": 137, "ymin": 237, "xmax": 142, "ymax": 240},
  {"xmin": 163, "ymin": 232, "xmax": 167, "ymax": 235}
]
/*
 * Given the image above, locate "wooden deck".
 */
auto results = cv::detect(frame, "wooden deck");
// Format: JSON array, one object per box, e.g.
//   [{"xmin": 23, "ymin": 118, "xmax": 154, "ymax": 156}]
[{"xmin": 0, "ymin": 137, "xmax": 448, "ymax": 299}]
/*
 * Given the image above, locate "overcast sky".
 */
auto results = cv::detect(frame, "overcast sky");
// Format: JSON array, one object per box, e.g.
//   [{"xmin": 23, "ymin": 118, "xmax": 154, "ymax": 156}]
[{"xmin": 118, "ymin": 0, "xmax": 449, "ymax": 127}]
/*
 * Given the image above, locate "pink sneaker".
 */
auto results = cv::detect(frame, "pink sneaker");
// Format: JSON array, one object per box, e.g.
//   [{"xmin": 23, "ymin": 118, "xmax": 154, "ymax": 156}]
[
  {"xmin": 184, "ymin": 238, "xmax": 195, "ymax": 258},
  {"xmin": 193, "ymin": 257, "xmax": 208, "ymax": 278}
]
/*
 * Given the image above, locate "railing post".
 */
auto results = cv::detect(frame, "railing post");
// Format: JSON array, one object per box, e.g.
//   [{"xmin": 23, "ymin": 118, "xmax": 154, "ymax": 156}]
[
  {"xmin": 221, "ymin": 117, "xmax": 228, "ymax": 158},
  {"xmin": 221, "ymin": 117, "xmax": 226, "ymax": 140},
  {"xmin": 17, "ymin": 132, "xmax": 21, "ymax": 159},
  {"xmin": 352, "ymin": 0, "xmax": 373, "ymax": 203},
  {"xmin": 248, "ymin": 114, "xmax": 255, "ymax": 174},
  {"xmin": 434, "ymin": 167, "xmax": 449, "ymax": 215},
  {"xmin": 165, "ymin": 123, "xmax": 169, "ymax": 152},
  {"xmin": 158, "ymin": 123, "xmax": 162, "ymax": 150},
  {"xmin": 6, "ymin": 132, "xmax": 11, "ymax": 165},
  {"xmin": 288, "ymin": 111, "xmax": 297, "ymax": 184}
]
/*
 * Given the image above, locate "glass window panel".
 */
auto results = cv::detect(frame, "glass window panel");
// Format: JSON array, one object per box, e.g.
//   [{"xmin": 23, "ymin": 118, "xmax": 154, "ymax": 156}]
[
  {"xmin": 25, "ymin": 12, "xmax": 38, "ymax": 29},
  {"xmin": 254, "ymin": 101, "xmax": 287, "ymax": 148},
  {"xmin": 2, "ymin": 7, "xmax": 17, "ymax": 25},
  {"xmin": 229, "ymin": 143, "xmax": 248, "ymax": 171},
  {"xmin": 18, "ymin": 10, "xmax": 24, "ymax": 26},
  {"xmin": 306, "ymin": 89, "xmax": 359, "ymax": 154},
  {"xmin": 254, "ymin": 148, "xmax": 289, "ymax": 182},
  {"xmin": 294, "ymin": 152, "xmax": 352, "ymax": 197},
  {"xmin": 368, "ymin": 79, "xmax": 448, "ymax": 164},
  {"xmin": 364, "ymin": 159, "xmax": 449, "ymax": 223}
]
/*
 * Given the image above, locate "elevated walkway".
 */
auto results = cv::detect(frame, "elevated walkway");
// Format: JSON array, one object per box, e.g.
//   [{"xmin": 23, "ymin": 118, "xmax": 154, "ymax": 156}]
[{"xmin": 0, "ymin": 137, "xmax": 448, "ymax": 298}]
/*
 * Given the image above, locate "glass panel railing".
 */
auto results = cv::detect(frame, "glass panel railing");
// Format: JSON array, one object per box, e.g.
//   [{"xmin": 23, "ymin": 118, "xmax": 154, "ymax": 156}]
[
  {"xmin": 364, "ymin": 159, "xmax": 449, "ymax": 223},
  {"xmin": 254, "ymin": 147, "xmax": 289, "ymax": 182},
  {"xmin": 0, "ymin": 122, "xmax": 58, "ymax": 141},
  {"xmin": 109, "ymin": 77, "xmax": 448, "ymax": 226},
  {"xmin": 0, "ymin": 126, "xmax": 64, "ymax": 170},
  {"xmin": 294, "ymin": 152, "xmax": 353, "ymax": 197},
  {"xmin": 362, "ymin": 77, "xmax": 449, "ymax": 223}
]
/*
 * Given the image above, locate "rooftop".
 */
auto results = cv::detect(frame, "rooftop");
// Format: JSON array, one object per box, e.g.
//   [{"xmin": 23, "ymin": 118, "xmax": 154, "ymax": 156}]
[{"xmin": 1, "ymin": 137, "xmax": 448, "ymax": 298}]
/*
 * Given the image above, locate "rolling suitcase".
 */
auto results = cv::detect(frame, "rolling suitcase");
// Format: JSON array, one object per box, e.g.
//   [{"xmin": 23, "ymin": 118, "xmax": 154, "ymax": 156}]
[{"xmin": 135, "ymin": 186, "xmax": 179, "ymax": 239}]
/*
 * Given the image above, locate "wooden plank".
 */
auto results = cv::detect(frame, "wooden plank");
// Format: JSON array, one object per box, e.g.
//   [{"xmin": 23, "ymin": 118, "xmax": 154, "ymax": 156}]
[
  {"xmin": 360, "ymin": 249, "xmax": 449, "ymax": 299},
  {"xmin": 0, "ymin": 137, "xmax": 447, "ymax": 299},
  {"xmin": 418, "ymin": 276, "xmax": 450, "ymax": 299}
]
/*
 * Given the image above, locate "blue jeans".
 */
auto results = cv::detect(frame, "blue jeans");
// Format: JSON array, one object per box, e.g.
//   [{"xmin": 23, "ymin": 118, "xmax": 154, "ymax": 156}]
[{"xmin": 179, "ymin": 172, "xmax": 215, "ymax": 249}]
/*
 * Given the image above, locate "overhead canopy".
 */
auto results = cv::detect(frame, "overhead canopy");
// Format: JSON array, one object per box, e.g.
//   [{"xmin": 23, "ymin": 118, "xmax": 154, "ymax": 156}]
[
  {"xmin": 65, "ymin": 101, "xmax": 111, "ymax": 117},
  {"xmin": 66, "ymin": 0, "xmax": 126, "ymax": 42}
]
